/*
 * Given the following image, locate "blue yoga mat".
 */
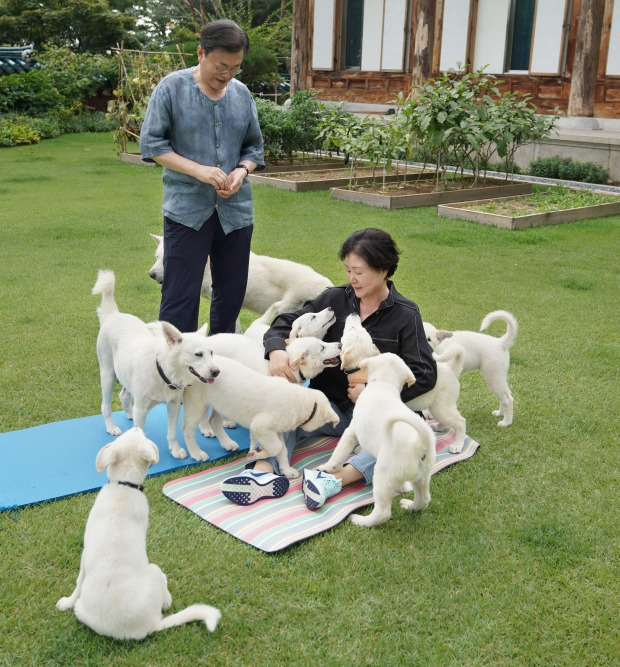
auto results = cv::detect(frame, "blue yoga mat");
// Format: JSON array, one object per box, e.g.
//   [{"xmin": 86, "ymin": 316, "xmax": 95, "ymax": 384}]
[{"xmin": 0, "ymin": 404, "xmax": 250, "ymax": 511}]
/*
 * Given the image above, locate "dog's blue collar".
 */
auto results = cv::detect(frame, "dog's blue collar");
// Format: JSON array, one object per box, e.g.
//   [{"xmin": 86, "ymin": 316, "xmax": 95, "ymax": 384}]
[
  {"xmin": 156, "ymin": 356, "xmax": 182, "ymax": 390},
  {"xmin": 112, "ymin": 480, "xmax": 144, "ymax": 492}
]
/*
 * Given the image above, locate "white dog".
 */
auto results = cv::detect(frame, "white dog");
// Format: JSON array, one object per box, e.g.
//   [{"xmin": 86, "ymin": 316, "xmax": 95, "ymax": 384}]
[
  {"xmin": 92, "ymin": 270, "xmax": 220, "ymax": 460},
  {"xmin": 423, "ymin": 310, "xmax": 517, "ymax": 426},
  {"xmin": 148, "ymin": 234, "xmax": 333, "ymax": 314},
  {"xmin": 319, "ymin": 353, "xmax": 436, "ymax": 527},
  {"xmin": 340, "ymin": 314, "xmax": 467, "ymax": 453},
  {"xmin": 182, "ymin": 355, "xmax": 340, "ymax": 478},
  {"xmin": 56, "ymin": 428, "xmax": 221, "ymax": 640},
  {"xmin": 190, "ymin": 332, "xmax": 341, "ymax": 444},
  {"xmin": 244, "ymin": 304, "xmax": 336, "ymax": 345}
]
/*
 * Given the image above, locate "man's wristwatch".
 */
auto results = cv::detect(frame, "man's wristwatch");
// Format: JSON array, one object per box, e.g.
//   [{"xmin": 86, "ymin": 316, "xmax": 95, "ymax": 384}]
[{"xmin": 236, "ymin": 164, "xmax": 250, "ymax": 176}]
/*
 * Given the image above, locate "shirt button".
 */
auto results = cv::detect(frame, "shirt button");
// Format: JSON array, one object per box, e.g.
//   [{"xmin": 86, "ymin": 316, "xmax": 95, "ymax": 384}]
[
  {"xmin": 216, "ymin": 144, "xmax": 220, "ymax": 148},
  {"xmin": 215, "ymin": 123, "xmax": 219, "ymax": 127},
  {"xmin": 217, "ymin": 163, "xmax": 221, "ymax": 168}
]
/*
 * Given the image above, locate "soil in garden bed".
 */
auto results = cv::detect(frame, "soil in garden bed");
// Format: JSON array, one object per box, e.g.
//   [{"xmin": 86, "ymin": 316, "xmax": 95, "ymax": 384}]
[{"xmin": 349, "ymin": 176, "xmax": 516, "ymax": 195}]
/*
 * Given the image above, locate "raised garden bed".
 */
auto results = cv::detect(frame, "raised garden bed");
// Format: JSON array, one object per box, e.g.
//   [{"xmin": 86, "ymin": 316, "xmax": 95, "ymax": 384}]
[
  {"xmin": 329, "ymin": 177, "xmax": 532, "ymax": 209},
  {"xmin": 436, "ymin": 187, "xmax": 620, "ymax": 229},
  {"xmin": 119, "ymin": 152, "xmax": 158, "ymax": 167},
  {"xmin": 249, "ymin": 166, "xmax": 423, "ymax": 192}
]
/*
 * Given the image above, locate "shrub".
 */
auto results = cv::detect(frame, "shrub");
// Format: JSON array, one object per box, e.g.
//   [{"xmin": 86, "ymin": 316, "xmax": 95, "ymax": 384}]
[
  {"xmin": 528, "ymin": 156, "xmax": 610, "ymax": 184},
  {"xmin": 0, "ymin": 117, "xmax": 41, "ymax": 146},
  {"xmin": 0, "ymin": 69, "xmax": 64, "ymax": 115}
]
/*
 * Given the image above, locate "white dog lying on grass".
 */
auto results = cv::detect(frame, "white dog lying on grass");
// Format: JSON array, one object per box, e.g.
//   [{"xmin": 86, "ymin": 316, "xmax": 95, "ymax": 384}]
[
  {"xmin": 56, "ymin": 428, "xmax": 221, "ymax": 640},
  {"xmin": 319, "ymin": 353, "xmax": 436, "ymax": 528}
]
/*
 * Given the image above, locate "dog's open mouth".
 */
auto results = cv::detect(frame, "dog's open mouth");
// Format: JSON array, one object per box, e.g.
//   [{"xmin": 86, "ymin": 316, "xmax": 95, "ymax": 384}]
[
  {"xmin": 189, "ymin": 367, "xmax": 216, "ymax": 384},
  {"xmin": 323, "ymin": 357, "xmax": 340, "ymax": 367}
]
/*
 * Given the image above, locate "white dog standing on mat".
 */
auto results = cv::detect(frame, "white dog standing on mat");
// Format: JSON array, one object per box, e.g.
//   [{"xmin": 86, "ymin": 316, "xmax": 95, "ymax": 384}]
[
  {"xmin": 423, "ymin": 310, "xmax": 517, "ymax": 426},
  {"xmin": 319, "ymin": 353, "xmax": 436, "ymax": 528},
  {"xmin": 56, "ymin": 428, "xmax": 221, "ymax": 640},
  {"xmin": 92, "ymin": 270, "xmax": 220, "ymax": 460}
]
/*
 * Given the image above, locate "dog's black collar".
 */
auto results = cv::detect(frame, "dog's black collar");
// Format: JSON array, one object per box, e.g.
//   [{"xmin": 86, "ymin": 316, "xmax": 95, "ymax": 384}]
[
  {"xmin": 297, "ymin": 368, "xmax": 306, "ymax": 383},
  {"xmin": 112, "ymin": 480, "xmax": 144, "ymax": 492},
  {"xmin": 156, "ymin": 356, "xmax": 182, "ymax": 390},
  {"xmin": 343, "ymin": 367, "xmax": 360, "ymax": 375},
  {"xmin": 300, "ymin": 402, "xmax": 317, "ymax": 427}
]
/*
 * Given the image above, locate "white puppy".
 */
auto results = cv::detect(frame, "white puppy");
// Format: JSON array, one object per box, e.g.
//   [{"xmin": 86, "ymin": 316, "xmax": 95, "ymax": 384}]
[
  {"xmin": 340, "ymin": 314, "xmax": 467, "ymax": 453},
  {"xmin": 319, "ymin": 353, "xmax": 436, "ymax": 528},
  {"xmin": 182, "ymin": 355, "xmax": 340, "ymax": 479},
  {"xmin": 148, "ymin": 234, "xmax": 333, "ymax": 314},
  {"xmin": 56, "ymin": 428, "xmax": 221, "ymax": 640},
  {"xmin": 244, "ymin": 304, "xmax": 336, "ymax": 345},
  {"xmin": 92, "ymin": 270, "xmax": 220, "ymax": 460},
  {"xmin": 191, "ymin": 333, "xmax": 340, "ymax": 443},
  {"xmin": 423, "ymin": 310, "xmax": 517, "ymax": 426}
]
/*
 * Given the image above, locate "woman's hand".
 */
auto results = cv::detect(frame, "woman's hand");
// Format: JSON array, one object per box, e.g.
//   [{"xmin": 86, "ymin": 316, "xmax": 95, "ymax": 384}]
[
  {"xmin": 268, "ymin": 349, "xmax": 298, "ymax": 383},
  {"xmin": 347, "ymin": 382, "xmax": 365, "ymax": 403},
  {"xmin": 194, "ymin": 165, "xmax": 230, "ymax": 190}
]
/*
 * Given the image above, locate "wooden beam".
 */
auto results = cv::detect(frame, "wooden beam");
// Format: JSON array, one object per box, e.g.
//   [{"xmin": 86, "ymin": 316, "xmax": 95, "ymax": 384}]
[
  {"xmin": 568, "ymin": 0, "xmax": 605, "ymax": 115},
  {"xmin": 412, "ymin": 0, "xmax": 436, "ymax": 85},
  {"xmin": 291, "ymin": 0, "xmax": 310, "ymax": 94}
]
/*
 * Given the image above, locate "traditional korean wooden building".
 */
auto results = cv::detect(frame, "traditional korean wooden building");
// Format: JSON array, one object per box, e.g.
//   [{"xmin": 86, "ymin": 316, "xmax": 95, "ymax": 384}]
[{"xmin": 291, "ymin": 0, "xmax": 620, "ymax": 120}]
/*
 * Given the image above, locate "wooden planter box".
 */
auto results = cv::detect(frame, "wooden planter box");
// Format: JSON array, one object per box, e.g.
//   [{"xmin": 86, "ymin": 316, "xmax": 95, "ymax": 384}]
[
  {"xmin": 261, "ymin": 157, "xmax": 350, "ymax": 173},
  {"xmin": 119, "ymin": 152, "xmax": 158, "ymax": 167},
  {"xmin": 249, "ymin": 167, "xmax": 416, "ymax": 192},
  {"xmin": 437, "ymin": 193, "xmax": 620, "ymax": 229},
  {"xmin": 329, "ymin": 178, "xmax": 532, "ymax": 209}
]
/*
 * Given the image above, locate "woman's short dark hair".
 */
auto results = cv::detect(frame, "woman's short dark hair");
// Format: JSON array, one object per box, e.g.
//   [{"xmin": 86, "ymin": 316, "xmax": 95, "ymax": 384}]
[
  {"xmin": 339, "ymin": 228, "xmax": 401, "ymax": 279},
  {"xmin": 199, "ymin": 19, "xmax": 250, "ymax": 55}
]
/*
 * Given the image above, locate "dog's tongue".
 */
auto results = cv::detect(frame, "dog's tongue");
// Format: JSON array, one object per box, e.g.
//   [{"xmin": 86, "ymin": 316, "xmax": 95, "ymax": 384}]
[{"xmin": 324, "ymin": 357, "xmax": 340, "ymax": 366}]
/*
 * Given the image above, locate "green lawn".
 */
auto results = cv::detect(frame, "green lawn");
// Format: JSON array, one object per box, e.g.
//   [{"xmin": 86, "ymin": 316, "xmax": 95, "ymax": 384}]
[{"xmin": 1, "ymin": 133, "xmax": 619, "ymax": 666}]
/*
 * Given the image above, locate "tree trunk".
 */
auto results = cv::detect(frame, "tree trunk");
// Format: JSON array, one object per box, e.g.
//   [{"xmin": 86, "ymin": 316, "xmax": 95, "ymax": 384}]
[
  {"xmin": 412, "ymin": 0, "xmax": 436, "ymax": 86},
  {"xmin": 568, "ymin": 0, "xmax": 604, "ymax": 116},
  {"xmin": 290, "ymin": 0, "xmax": 309, "ymax": 95}
]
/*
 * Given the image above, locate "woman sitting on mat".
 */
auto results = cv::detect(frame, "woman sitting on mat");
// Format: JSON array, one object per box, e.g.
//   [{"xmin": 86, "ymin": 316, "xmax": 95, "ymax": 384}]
[{"xmin": 220, "ymin": 227, "xmax": 437, "ymax": 508}]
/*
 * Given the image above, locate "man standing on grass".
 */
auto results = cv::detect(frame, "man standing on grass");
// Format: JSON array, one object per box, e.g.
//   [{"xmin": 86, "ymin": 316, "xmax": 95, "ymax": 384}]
[{"xmin": 140, "ymin": 19, "xmax": 264, "ymax": 334}]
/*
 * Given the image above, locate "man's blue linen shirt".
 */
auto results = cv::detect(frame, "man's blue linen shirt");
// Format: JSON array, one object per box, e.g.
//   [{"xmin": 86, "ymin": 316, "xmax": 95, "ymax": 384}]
[{"xmin": 139, "ymin": 70, "xmax": 265, "ymax": 232}]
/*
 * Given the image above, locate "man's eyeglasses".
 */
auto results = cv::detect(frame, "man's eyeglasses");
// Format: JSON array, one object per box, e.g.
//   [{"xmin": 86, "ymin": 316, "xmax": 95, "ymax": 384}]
[{"xmin": 206, "ymin": 52, "xmax": 242, "ymax": 76}]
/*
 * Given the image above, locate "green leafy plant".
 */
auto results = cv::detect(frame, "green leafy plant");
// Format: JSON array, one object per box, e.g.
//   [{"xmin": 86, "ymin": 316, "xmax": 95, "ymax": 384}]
[{"xmin": 528, "ymin": 156, "xmax": 610, "ymax": 184}]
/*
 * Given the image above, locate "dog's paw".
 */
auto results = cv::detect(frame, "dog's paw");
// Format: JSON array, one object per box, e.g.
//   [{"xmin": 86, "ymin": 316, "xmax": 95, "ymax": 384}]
[
  {"xmin": 399, "ymin": 481, "xmax": 414, "ymax": 494},
  {"xmin": 282, "ymin": 467, "xmax": 300, "ymax": 480},
  {"xmin": 169, "ymin": 445, "xmax": 188, "ymax": 460},
  {"xmin": 189, "ymin": 449, "xmax": 209, "ymax": 462},
  {"xmin": 223, "ymin": 419, "xmax": 237, "ymax": 429},
  {"xmin": 221, "ymin": 441, "xmax": 239, "ymax": 452},
  {"xmin": 106, "ymin": 425, "xmax": 123, "ymax": 437},
  {"xmin": 56, "ymin": 597, "xmax": 73, "ymax": 612},
  {"xmin": 449, "ymin": 443, "xmax": 464, "ymax": 454},
  {"xmin": 317, "ymin": 462, "xmax": 336, "ymax": 474},
  {"xmin": 349, "ymin": 513, "xmax": 375, "ymax": 528},
  {"xmin": 199, "ymin": 425, "xmax": 216, "ymax": 438},
  {"xmin": 496, "ymin": 416, "xmax": 512, "ymax": 427}
]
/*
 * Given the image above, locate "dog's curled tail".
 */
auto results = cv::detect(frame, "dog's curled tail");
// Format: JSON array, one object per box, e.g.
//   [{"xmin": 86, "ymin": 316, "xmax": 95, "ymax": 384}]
[
  {"xmin": 92, "ymin": 269, "xmax": 119, "ymax": 320},
  {"xmin": 156, "ymin": 604, "xmax": 221, "ymax": 634},
  {"xmin": 384, "ymin": 409, "xmax": 435, "ymax": 455},
  {"xmin": 480, "ymin": 310, "xmax": 518, "ymax": 350},
  {"xmin": 433, "ymin": 342, "xmax": 465, "ymax": 376}
]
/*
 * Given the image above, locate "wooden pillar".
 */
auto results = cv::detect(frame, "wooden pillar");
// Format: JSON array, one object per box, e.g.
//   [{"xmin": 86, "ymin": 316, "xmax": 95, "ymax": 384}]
[
  {"xmin": 290, "ymin": 0, "xmax": 310, "ymax": 94},
  {"xmin": 412, "ymin": 0, "xmax": 436, "ymax": 85},
  {"xmin": 568, "ymin": 0, "xmax": 605, "ymax": 116}
]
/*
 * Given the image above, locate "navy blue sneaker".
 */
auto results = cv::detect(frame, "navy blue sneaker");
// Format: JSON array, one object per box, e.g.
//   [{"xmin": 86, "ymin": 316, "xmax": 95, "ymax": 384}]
[{"xmin": 220, "ymin": 470, "xmax": 290, "ymax": 506}]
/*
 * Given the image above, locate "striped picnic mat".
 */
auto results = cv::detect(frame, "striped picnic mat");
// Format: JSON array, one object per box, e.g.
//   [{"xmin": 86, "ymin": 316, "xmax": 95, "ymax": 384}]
[{"xmin": 162, "ymin": 427, "xmax": 480, "ymax": 553}]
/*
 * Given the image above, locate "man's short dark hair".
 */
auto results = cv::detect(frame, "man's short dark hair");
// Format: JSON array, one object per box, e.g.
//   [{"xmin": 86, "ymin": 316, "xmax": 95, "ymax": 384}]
[{"xmin": 199, "ymin": 19, "xmax": 250, "ymax": 55}]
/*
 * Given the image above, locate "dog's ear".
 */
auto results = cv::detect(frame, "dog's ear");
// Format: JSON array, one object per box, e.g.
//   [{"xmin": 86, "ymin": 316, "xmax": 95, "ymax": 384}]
[
  {"xmin": 161, "ymin": 321, "xmax": 183, "ymax": 346},
  {"xmin": 289, "ymin": 351, "xmax": 306, "ymax": 369},
  {"xmin": 95, "ymin": 442, "xmax": 117, "ymax": 473},
  {"xmin": 139, "ymin": 437, "xmax": 160, "ymax": 465},
  {"xmin": 150, "ymin": 233, "xmax": 163, "ymax": 245},
  {"xmin": 196, "ymin": 323, "xmax": 209, "ymax": 336},
  {"xmin": 285, "ymin": 338, "xmax": 292, "ymax": 345},
  {"xmin": 437, "ymin": 330, "xmax": 453, "ymax": 343}
]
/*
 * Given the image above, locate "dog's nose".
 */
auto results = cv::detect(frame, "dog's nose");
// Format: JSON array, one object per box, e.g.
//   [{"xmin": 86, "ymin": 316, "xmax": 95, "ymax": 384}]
[{"xmin": 211, "ymin": 368, "xmax": 220, "ymax": 377}]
